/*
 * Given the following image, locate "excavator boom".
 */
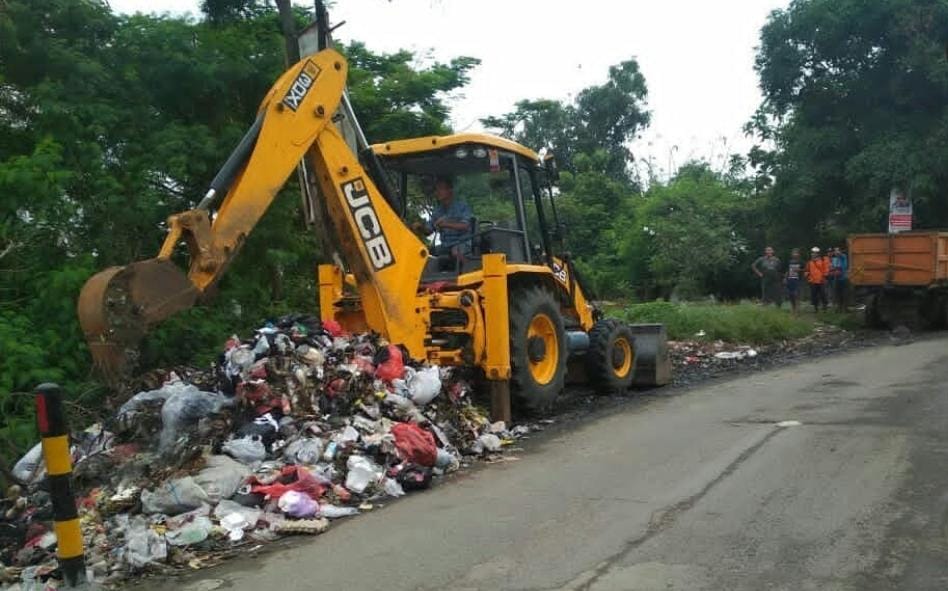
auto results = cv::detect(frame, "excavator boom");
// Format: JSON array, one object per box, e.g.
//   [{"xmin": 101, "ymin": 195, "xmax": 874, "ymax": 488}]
[{"xmin": 79, "ymin": 49, "xmax": 428, "ymax": 383}]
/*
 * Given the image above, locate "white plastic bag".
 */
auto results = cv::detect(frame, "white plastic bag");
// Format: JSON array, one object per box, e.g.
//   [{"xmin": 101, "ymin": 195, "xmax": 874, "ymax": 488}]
[
  {"xmin": 140, "ymin": 476, "xmax": 210, "ymax": 515},
  {"xmin": 319, "ymin": 504, "xmax": 359, "ymax": 519},
  {"xmin": 283, "ymin": 438, "xmax": 324, "ymax": 465},
  {"xmin": 334, "ymin": 425, "xmax": 360, "ymax": 444},
  {"xmin": 12, "ymin": 442, "xmax": 45, "ymax": 485},
  {"xmin": 214, "ymin": 500, "xmax": 262, "ymax": 541},
  {"xmin": 165, "ymin": 516, "xmax": 212, "ymax": 546},
  {"xmin": 472, "ymin": 433, "xmax": 502, "ymax": 454},
  {"xmin": 222, "ymin": 435, "xmax": 266, "ymax": 464},
  {"xmin": 158, "ymin": 384, "xmax": 232, "ymax": 450},
  {"xmin": 123, "ymin": 516, "xmax": 167, "ymax": 568},
  {"xmin": 406, "ymin": 366, "xmax": 441, "ymax": 406},
  {"xmin": 435, "ymin": 448, "xmax": 460, "ymax": 470},
  {"xmin": 383, "ymin": 477, "xmax": 405, "ymax": 498},
  {"xmin": 344, "ymin": 455, "xmax": 383, "ymax": 493},
  {"xmin": 119, "ymin": 381, "xmax": 232, "ymax": 450},
  {"xmin": 193, "ymin": 455, "xmax": 250, "ymax": 502},
  {"xmin": 226, "ymin": 346, "xmax": 256, "ymax": 379}
]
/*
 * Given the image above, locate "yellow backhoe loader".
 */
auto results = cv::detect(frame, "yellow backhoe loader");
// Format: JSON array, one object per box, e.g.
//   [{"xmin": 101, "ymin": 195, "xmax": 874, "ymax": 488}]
[{"xmin": 77, "ymin": 19, "xmax": 669, "ymax": 418}]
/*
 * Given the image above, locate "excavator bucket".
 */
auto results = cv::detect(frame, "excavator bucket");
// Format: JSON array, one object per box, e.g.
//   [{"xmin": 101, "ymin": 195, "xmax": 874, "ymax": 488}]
[
  {"xmin": 78, "ymin": 259, "xmax": 199, "ymax": 386},
  {"xmin": 629, "ymin": 323, "xmax": 671, "ymax": 387}
]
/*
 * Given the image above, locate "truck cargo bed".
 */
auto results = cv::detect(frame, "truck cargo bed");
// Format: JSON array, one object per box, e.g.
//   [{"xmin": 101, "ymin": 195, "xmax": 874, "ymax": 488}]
[{"xmin": 848, "ymin": 232, "xmax": 948, "ymax": 287}]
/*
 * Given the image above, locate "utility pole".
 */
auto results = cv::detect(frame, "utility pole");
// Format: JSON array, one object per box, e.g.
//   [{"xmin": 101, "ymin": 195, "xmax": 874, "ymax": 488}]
[
  {"xmin": 275, "ymin": 0, "xmax": 300, "ymax": 64},
  {"xmin": 315, "ymin": 0, "xmax": 330, "ymax": 50}
]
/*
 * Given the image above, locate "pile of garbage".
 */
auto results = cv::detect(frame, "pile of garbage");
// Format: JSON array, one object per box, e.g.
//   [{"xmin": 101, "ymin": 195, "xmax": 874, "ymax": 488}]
[
  {"xmin": 670, "ymin": 339, "xmax": 758, "ymax": 369},
  {"xmin": 669, "ymin": 323, "xmax": 862, "ymax": 386},
  {"xmin": 1, "ymin": 315, "xmax": 532, "ymax": 589}
]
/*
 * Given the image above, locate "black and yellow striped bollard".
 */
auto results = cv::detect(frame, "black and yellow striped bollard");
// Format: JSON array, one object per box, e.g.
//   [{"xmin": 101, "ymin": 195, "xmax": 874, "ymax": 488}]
[{"xmin": 35, "ymin": 383, "xmax": 87, "ymax": 587}]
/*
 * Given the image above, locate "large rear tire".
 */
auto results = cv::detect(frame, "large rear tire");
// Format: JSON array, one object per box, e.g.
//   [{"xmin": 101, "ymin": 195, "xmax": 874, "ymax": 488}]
[
  {"xmin": 919, "ymin": 292, "xmax": 947, "ymax": 330},
  {"xmin": 586, "ymin": 319, "xmax": 636, "ymax": 394},
  {"xmin": 509, "ymin": 286, "xmax": 567, "ymax": 412},
  {"xmin": 865, "ymin": 293, "xmax": 886, "ymax": 329}
]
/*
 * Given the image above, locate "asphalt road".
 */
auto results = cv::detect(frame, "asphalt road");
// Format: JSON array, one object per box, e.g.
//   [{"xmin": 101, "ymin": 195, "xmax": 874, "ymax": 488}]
[{"xmin": 160, "ymin": 336, "xmax": 948, "ymax": 591}]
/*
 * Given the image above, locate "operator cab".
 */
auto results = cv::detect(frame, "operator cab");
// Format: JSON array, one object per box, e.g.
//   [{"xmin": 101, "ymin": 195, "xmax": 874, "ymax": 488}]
[{"xmin": 372, "ymin": 134, "xmax": 560, "ymax": 282}]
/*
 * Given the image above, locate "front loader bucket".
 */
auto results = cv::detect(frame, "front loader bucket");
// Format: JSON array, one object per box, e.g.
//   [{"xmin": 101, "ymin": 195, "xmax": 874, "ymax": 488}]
[
  {"xmin": 630, "ymin": 323, "xmax": 671, "ymax": 387},
  {"xmin": 78, "ymin": 259, "xmax": 199, "ymax": 386}
]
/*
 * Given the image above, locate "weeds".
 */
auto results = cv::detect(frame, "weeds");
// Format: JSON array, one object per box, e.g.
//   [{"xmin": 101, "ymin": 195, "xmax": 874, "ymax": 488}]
[{"xmin": 620, "ymin": 301, "xmax": 816, "ymax": 343}]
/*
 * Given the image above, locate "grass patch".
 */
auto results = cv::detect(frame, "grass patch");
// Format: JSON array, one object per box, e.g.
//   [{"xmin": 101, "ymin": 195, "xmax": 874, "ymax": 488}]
[
  {"xmin": 619, "ymin": 301, "xmax": 816, "ymax": 344},
  {"xmin": 816, "ymin": 309, "xmax": 865, "ymax": 331}
]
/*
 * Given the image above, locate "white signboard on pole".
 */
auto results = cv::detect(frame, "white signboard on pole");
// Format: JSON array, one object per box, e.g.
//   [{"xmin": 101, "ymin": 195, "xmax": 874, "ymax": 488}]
[{"xmin": 888, "ymin": 188, "xmax": 912, "ymax": 233}]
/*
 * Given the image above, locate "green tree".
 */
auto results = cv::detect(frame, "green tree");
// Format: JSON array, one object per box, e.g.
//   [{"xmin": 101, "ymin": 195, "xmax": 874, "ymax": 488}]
[
  {"xmin": 555, "ymin": 151, "xmax": 637, "ymax": 296},
  {"xmin": 480, "ymin": 99, "xmax": 578, "ymax": 169},
  {"xmin": 0, "ymin": 0, "xmax": 479, "ymax": 464},
  {"xmin": 573, "ymin": 60, "xmax": 650, "ymax": 180},
  {"xmin": 750, "ymin": 0, "xmax": 948, "ymax": 243},
  {"xmin": 627, "ymin": 163, "xmax": 761, "ymax": 299},
  {"xmin": 481, "ymin": 59, "xmax": 649, "ymax": 183},
  {"xmin": 344, "ymin": 42, "xmax": 480, "ymax": 143}
]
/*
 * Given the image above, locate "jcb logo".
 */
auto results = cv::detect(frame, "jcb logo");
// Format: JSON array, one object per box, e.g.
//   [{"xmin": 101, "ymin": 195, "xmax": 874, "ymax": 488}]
[
  {"xmin": 282, "ymin": 61, "xmax": 321, "ymax": 112},
  {"xmin": 343, "ymin": 178, "xmax": 395, "ymax": 271}
]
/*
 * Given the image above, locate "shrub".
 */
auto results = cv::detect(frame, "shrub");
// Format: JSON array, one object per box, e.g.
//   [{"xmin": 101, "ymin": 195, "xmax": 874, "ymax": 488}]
[{"xmin": 621, "ymin": 301, "xmax": 814, "ymax": 343}]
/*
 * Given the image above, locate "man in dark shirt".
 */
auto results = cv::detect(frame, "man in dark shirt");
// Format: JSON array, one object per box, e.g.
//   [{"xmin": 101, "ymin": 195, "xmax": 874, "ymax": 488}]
[
  {"xmin": 752, "ymin": 246, "xmax": 783, "ymax": 307},
  {"xmin": 428, "ymin": 176, "xmax": 471, "ymax": 250},
  {"xmin": 412, "ymin": 175, "xmax": 473, "ymax": 263},
  {"xmin": 830, "ymin": 247, "xmax": 849, "ymax": 311},
  {"xmin": 785, "ymin": 248, "xmax": 803, "ymax": 314}
]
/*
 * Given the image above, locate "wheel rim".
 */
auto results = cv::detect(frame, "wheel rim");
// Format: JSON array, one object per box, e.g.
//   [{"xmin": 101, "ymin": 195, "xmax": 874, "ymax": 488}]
[
  {"xmin": 613, "ymin": 336, "xmax": 633, "ymax": 379},
  {"xmin": 527, "ymin": 313, "xmax": 558, "ymax": 385}
]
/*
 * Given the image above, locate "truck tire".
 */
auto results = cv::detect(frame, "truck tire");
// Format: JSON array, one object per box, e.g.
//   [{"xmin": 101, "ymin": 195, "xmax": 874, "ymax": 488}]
[
  {"xmin": 586, "ymin": 319, "xmax": 636, "ymax": 394},
  {"xmin": 919, "ymin": 292, "xmax": 947, "ymax": 330},
  {"xmin": 865, "ymin": 294, "xmax": 886, "ymax": 329},
  {"xmin": 509, "ymin": 286, "xmax": 567, "ymax": 412}
]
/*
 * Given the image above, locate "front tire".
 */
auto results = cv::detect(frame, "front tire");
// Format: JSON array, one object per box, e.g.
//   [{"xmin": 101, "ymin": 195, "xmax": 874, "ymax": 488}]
[
  {"xmin": 586, "ymin": 319, "xmax": 636, "ymax": 393},
  {"xmin": 509, "ymin": 286, "xmax": 567, "ymax": 412}
]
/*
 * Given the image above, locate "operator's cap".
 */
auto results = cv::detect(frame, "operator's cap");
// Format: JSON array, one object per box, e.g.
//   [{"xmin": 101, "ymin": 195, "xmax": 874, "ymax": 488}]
[{"xmin": 811, "ymin": 246, "xmax": 821, "ymax": 253}]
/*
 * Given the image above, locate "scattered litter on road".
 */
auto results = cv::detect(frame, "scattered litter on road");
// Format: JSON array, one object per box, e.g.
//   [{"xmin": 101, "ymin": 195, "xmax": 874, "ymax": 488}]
[
  {"xmin": 0, "ymin": 315, "xmax": 537, "ymax": 589},
  {"xmin": 713, "ymin": 348, "xmax": 758, "ymax": 360},
  {"xmin": 667, "ymin": 323, "xmax": 869, "ymax": 387}
]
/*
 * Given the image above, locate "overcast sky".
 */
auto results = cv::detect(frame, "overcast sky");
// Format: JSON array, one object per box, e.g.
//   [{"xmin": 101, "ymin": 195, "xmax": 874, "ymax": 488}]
[{"xmin": 109, "ymin": 0, "xmax": 788, "ymax": 179}]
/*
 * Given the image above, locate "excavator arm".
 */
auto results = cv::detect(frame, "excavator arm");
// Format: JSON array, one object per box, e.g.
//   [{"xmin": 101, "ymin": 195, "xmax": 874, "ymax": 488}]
[{"xmin": 78, "ymin": 49, "xmax": 429, "ymax": 384}]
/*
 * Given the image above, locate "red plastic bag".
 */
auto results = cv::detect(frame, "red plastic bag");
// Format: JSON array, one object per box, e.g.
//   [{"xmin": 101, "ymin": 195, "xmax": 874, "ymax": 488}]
[
  {"xmin": 323, "ymin": 319, "xmax": 344, "ymax": 337},
  {"xmin": 391, "ymin": 422, "xmax": 437, "ymax": 467},
  {"xmin": 251, "ymin": 466, "xmax": 327, "ymax": 500},
  {"xmin": 375, "ymin": 345, "xmax": 405, "ymax": 382},
  {"xmin": 236, "ymin": 380, "xmax": 280, "ymax": 415}
]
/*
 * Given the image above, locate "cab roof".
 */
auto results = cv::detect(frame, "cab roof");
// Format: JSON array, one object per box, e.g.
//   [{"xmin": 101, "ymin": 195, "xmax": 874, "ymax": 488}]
[{"xmin": 370, "ymin": 133, "xmax": 540, "ymax": 163}]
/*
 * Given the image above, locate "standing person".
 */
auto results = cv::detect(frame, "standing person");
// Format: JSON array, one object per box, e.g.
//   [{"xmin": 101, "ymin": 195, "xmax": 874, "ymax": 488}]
[
  {"xmin": 823, "ymin": 247, "xmax": 835, "ymax": 305},
  {"xmin": 785, "ymin": 248, "xmax": 804, "ymax": 314},
  {"xmin": 751, "ymin": 246, "xmax": 783, "ymax": 307},
  {"xmin": 806, "ymin": 247, "xmax": 829, "ymax": 311},
  {"xmin": 831, "ymin": 247, "xmax": 849, "ymax": 311}
]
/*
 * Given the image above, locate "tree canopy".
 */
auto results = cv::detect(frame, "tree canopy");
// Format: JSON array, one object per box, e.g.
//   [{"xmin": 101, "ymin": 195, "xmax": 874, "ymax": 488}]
[
  {"xmin": 0, "ymin": 0, "xmax": 480, "ymax": 456},
  {"xmin": 481, "ymin": 59, "xmax": 649, "ymax": 184},
  {"xmin": 749, "ymin": 0, "xmax": 948, "ymax": 244}
]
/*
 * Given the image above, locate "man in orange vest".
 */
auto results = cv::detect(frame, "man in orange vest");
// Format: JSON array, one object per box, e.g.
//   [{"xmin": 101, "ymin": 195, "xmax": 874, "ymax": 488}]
[{"xmin": 806, "ymin": 246, "xmax": 829, "ymax": 311}]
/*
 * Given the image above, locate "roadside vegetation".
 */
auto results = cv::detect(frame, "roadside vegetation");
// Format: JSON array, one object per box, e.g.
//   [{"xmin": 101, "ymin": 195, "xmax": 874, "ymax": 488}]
[{"xmin": 619, "ymin": 301, "xmax": 863, "ymax": 344}]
